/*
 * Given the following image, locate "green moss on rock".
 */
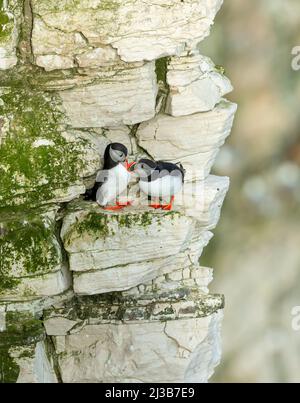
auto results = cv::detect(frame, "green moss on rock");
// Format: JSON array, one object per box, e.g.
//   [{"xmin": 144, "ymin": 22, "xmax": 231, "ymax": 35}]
[
  {"xmin": 0, "ymin": 210, "xmax": 61, "ymax": 294},
  {"xmin": 64, "ymin": 208, "xmax": 159, "ymax": 245},
  {"xmin": 0, "ymin": 311, "xmax": 44, "ymax": 383},
  {"xmin": 75, "ymin": 211, "xmax": 111, "ymax": 239},
  {"xmin": 0, "ymin": 0, "xmax": 14, "ymax": 43},
  {"xmin": 0, "ymin": 350, "xmax": 19, "ymax": 383},
  {"xmin": 0, "ymin": 87, "xmax": 86, "ymax": 208},
  {"xmin": 155, "ymin": 57, "xmax": 170, "ymax": 85},
  {"xmin": 63, "ymin": 205, "xmax": 182, "ymax": 249},
  {"xmin": 33, "ymin": 0, "xmax": 120, "ymax": 14},
  {"xmin": 42, "ymin": 290, "xmax": 224, "ymax": 329},
  {"xmin": 117, "ymin": 211, "xmax": 154, "ymax": 229}
]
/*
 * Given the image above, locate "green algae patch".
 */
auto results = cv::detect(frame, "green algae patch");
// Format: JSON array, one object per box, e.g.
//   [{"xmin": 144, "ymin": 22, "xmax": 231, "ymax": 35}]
[
  {"xmin": 62, "ymin": 203, "xmax": 182, "ymax": 252},
  {"xmin": 215, "ymin": 65, "xmax": 226, "ymax": 75},
  {"xmin": 33, "ymin": 0, "xmax": 121, "ymax": 14},
  {"xmin": 0, "ymin": 209, "xmax": 61, "ymax": 294},
  {"xmin": 155, "ymin": 57, "xmax": 170, "ymax": 85},
  {"xmin": 63, "ymin": 206, "xmax": 159, "ymax": 246},
  {"xmin": 0, "ymin": 0, "xmax": 14, "ymax": 43},
  {"xmin": 75, "ymin": 211, "xmax": 111, "ymax": 239},
  {"xmin": 0, "ymin": 311, "xmax": 44, "ymax": 383},
  {"xmin": 155, "ymin": 57, "xmax": 170, "ymax": 112},
  {"xmin": 42, "ymin": 290, "xmax": 224, "ymax": 327},
  {"xmin": 0, "ymin": 87, "xmax": 86, "ymax": 208},
  {"xmin": 117, "ymin": 211, "xmax": 154, "ymax": 229}
]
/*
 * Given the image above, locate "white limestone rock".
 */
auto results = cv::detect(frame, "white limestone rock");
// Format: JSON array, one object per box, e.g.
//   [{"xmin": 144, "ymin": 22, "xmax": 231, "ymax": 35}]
[
  {"xmin": 71, "ymin": 235, "xmax": 211, "ymax": 296},
  {"xmin": 44, "ymin": 317, "xmax": 78, "ymax": 336},
  {"xmin": 0, "ymin": 290, "xmax": 74, "ymax": 318},
  {"xmin": 36, "ymin": 55, "xmax": 75, "ymax": 72},
  {"xmin": 59, "ymin": 62, "xmax": 157, "ymax": 127},
  {"xmin": 124, "ymin": 265, "xmax": 214, "ymax": 296},
  {"xmin": 0, "ymin": 0, "xmax": 20, "ymax": 70},
  {"xmin": 137, "ymin": 100, "xmax": 237, "ymax": 181},
  {"xmin": 176, "ymin": 175, "xmax": 229, "ymax": 226},
  {"xmin": 54, "ymin": 312, "xmax": 223, "ymax": 383},
  {"xmin": 0, "ymin": 307, "xmax": 6, "ymax": 332},
  {"xmin": 61, "ymin": 209, "xmax": 193, "ymax": 271},
  {"xmin": 31, "ymin": 18, "xmax": 82, "ymax": 70},
  {"xmin": 75, "ymin": 46, "xmax": 118, "ymax": 69},
  {"xmin": 61, "ymin": 205, "xmax": 213, "ymax": 295},
  {"xmin": 104, "ymin": 126, "xmax": 135, "ymax": 155},
  {"xmin": 31, "ymin": 0, "xmax": 223, "ymax": 65},
  {"xmin": 43, "ymin": 290, "xmax": 224, "ymax": 382},
  {"xmin": 1, "ymin": 265, "xmax": 72, "ymax": 302},
  {"xmin": 60, "ymin": 172, "xmax": 225, "ymax": 296},
  {"xmin": 14, "ymin": 342, "xmax": 58, "ymax": 384},
  {"xmin": 166, "ymin": 52, "xmax": 233, "ymax": 116},
  {"xmin": 134, "ymin": 175, "xmax": 229, "ymax": 226}
]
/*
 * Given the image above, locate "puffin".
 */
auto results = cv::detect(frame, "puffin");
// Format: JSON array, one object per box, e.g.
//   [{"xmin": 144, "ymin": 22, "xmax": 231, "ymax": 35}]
[
  {"xmin": 134, "ymin": 159, "xmax": 185, "ymax": 210},
  {"xmin": 84, "ymin": 143, "xmax": 136, "ymax": 210}
]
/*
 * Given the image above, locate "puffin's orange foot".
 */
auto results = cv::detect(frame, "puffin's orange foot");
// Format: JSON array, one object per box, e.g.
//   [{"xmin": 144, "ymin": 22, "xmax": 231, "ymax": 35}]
[
  {"xmin": 103, "ymin": 205, "xmax": 124, "ymax": 211},
  {"xmin": 161, "ymin": 204, "xmax": 173, "ymax": 211},
  {"xmin": 161, "ymin": 196, "xmax": 175, "ymax": 211},
  {"xmin": 116, "ymin": 201, "xmax": 132, "ymax": 207},
  {"xmin": 149, "ymin": 204, "xmax": 162, "ymax": 209}
]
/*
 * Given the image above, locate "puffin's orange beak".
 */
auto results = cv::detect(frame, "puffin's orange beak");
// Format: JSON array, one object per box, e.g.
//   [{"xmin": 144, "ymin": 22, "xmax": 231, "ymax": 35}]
[{"xmin": 125, "ymin": 159, "xmax": 136, "ymax": 171}]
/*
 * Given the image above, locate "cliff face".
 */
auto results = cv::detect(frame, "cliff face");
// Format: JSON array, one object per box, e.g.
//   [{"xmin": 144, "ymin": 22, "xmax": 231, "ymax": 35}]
[{"xmin": 0, "ymin": 0, "xmax": 236, "ymax": 383}]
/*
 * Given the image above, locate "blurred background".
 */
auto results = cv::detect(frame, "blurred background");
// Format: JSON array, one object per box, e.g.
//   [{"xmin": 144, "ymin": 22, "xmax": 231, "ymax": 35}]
[{"xmin": 199, "ymin": 0, "xmax": 300, "ymax": 382}]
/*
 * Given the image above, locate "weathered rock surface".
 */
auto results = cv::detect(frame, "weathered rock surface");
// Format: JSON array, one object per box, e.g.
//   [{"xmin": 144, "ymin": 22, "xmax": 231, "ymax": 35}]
[
  {"xmin": 0, "ymin": 0, "xmax": 20, "ymax": 70},
  {"xmin": 0, "ymin": 88, "xmax": 100, "ymax": 208},
  {"xmin": 42, "ymin": 291, "xmax": 224, "ymax": 383},
  {"xmin": 176, "ymin": 175, "xmax": 230, "ymax": 225},
  {"xmin": 166, "ymin": 52, "xmax": 233, "ymax": 116},
  {"xmin": 15, "ymin": 342, "xmax": 58, "ymax": 383},
  {"xmin": 0, "ymin": 208, "xmax": 71, "ymax": 302},
  {"xmin": 31, "ymin": 0, "xmax": 223, "ymax": 66},
  {"xmin": 61, "ymin": 205, "xmax": 208, "ymax": 295},
  {"xmin": 59, "ymin": 62, "xmax": 158, "ymax": 127},
  {"xmin": 0, "ymin": 311, "xmax": 45, "ymax": 383},
  {"xmin": 132, "ymin": 174, "xmax": 229, "ymax": 225},
  {"xmin": 56, "ymin": 314, "xmax": 222, "ymax": 383},
  {"xmin": 137, "ymin": 100, "xmax": 237, "ymax": 181}
]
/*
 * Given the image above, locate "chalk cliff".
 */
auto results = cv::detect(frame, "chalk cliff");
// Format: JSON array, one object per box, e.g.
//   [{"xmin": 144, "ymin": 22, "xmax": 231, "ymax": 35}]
[{"xmin": 0, "ymin": 0, "xmax": 236, "ymax": 383}]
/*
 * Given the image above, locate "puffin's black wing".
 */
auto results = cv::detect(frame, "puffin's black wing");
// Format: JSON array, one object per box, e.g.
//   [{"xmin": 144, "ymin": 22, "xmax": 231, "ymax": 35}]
[
  {"xmin": 178, "ymin": 163, "xmax": 186, "ymax": 182},
  {"xmin": 156, "ymin": 161, "xmax": 185, "ymax": 182},
  {"xmin": 85, "ymin": 166, "xmax": 111, "ymax": 201},
  {"xmin": 84, "ymin": 181, "xmax": 102, "ymax": 201}
]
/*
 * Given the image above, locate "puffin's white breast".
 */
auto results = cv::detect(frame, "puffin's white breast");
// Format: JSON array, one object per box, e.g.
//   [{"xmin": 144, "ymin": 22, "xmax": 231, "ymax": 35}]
[
  {"xmin": 139, "ymin": 175, "xmax": 183, "ymax": 198},
  {"xmin": 96, "ymin": 164, "xmax": 131, "ymax": 206}
]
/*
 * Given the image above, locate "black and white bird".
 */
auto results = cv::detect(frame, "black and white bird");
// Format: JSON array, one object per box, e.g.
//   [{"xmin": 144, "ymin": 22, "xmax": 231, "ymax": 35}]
[
  {"xmin": 134, "ymin": 159, "xmax": 185, "ymax": 210},
  {"xmin": 84, "ymin": 143, "xmax": 135, "ymax": 210}
]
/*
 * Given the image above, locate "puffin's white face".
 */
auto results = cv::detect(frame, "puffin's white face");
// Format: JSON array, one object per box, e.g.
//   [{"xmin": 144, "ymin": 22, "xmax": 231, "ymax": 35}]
[{"xmin": 109, "ymin": 147, "xmax": 126, "ymax": 163}]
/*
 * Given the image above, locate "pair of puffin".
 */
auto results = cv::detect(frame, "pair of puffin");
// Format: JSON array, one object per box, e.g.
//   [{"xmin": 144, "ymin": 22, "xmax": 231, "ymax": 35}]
[{"xmin": 85, "ymin": 143, "xmax": 185, "ymax": 211}]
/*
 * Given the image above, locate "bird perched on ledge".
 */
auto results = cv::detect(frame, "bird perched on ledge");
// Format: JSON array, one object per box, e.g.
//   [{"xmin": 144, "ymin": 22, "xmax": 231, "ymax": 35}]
[
  {"xmin": 84, "ymin": 143, "xmax": 136, "ymax": 210},
  {"xmin": 134, "ymin": 159, "xmax": 185, "ymax": 211}
]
